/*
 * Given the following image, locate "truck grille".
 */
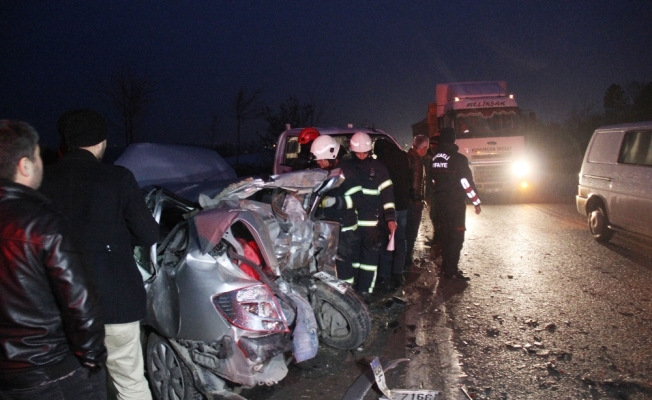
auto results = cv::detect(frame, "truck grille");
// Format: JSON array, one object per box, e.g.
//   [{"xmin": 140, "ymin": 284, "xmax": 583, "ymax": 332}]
[
  {"xmin": 471, "ymin": 152, "xmax": 512, "ymax": 161},
  {"xmin": 473, "ymin": 164, "xmax": 510, "ymax": 183}
]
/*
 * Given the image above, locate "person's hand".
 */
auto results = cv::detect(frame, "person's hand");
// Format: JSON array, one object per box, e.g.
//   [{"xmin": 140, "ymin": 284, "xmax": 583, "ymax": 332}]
[
  {"xmin": 474, "ymin": 205, "xmax": 481, "ymax": 214},
  {"xmin": 388, "ymin": 220, "xmax": 397, "ymax": 234}
]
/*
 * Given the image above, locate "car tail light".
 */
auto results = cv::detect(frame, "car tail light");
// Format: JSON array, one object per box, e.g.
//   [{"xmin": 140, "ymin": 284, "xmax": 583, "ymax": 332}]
[{"xmin": 212, "ymin": 284, "xmax": 289, "ymax": 333}]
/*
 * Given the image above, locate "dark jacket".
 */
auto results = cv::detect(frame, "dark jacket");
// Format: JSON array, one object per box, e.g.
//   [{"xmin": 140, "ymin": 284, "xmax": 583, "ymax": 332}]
[
  {"xmin": 40, "ymin": 149, "xmax": 159, "ymax": 324},
  {"xmin": 0, "ymin": 180, "xmax": 106, "ymax": 383},
  {"xmin": 424, "ymin": 148, "xmax": 436, "ymax": 201},
  {"xmin": 430, "ymin": 142, "xmax": 479, "ymax": 204},
  {"xmin": 374, "ymin": 139, "xmax": 410, "ymax": 212},
  {"xmin": 407, "ymin": 147, "xmax": 426, "ymax": 202},
  {"xmin": 340, "ymin": 155, "xmax": 396, "ymax": 228},
  {"xmin": 319, "ymin": 163, "xmax": 360, "ymax": 231}
]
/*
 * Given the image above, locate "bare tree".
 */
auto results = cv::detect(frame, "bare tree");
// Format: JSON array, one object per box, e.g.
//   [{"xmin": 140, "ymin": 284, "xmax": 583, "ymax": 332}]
[
  {"xmin": 230, "ymin": 87, "xmax": 263, "ymax": 165},
  {"xmin": 98, "ymin": 66, "xmax": 157, "ymax": 145},
  {"xmin": 261, "ymin": 95, "xmax": 330, "ymax": 149}
]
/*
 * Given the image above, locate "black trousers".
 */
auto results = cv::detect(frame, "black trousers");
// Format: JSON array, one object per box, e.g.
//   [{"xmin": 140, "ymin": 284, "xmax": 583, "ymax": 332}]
[
  {"xmin": 434, "ymin": 195, "xmax": 466, "ymax": 277},
  {"xmin": 0, "ymin": 366, "xmax": 107, "ymax": 400}
]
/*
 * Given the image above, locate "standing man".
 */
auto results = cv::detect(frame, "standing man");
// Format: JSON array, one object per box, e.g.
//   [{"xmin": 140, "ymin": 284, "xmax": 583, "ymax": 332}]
[
  {"xmin": 310, "ymin": 135, "xmax": 359, "ymax": 284},
  {"xmin": 342, "ymin": 132, "xmax": 397, "ymax": 299},
  {"xmin": 430, "ymin": 128, "xmax": 481, "ymax": 281},
  {"xmin": 40, "ymin": 110, "xmax": 159, "ymax": 400},
  {"xmin": 0, "ymin": 120, "xmax": 107, "ymax": 399},
  {"xmin": 404, "ymin": 135, "xmax": 429, "ymax": 273},
  {"xmin": 374, "ymin": 138, "xmax": 410, "ymax": 290}
]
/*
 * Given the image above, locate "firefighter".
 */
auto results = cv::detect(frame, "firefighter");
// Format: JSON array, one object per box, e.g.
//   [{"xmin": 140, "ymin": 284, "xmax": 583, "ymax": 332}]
[
  {"xmin": 341, "ymin": 132, "xmax": 396, "ymax": 298},
  {"xmin": 430, "ymin": 127, "xmax": 481, "ymax": 281},
  {"xmin": 310, "ymin": 135, "xmax": 359, "ymax": 284}
]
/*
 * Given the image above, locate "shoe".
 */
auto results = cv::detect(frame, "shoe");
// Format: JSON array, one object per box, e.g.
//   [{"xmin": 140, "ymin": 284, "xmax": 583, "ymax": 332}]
[
  {"xmin": 358, "ymin": 291, "xmax": 374, "ymax": 304},
  {"xmin": 392, "ymin": 273, "xmax": 405, "ymax": 289},
  {"xmin": 452, "ymin": 272, "xmax": 471, "ymax": 281},
  {"xmin": 442, "ymin": 271, "xmax": 470, "ymax": 281}
]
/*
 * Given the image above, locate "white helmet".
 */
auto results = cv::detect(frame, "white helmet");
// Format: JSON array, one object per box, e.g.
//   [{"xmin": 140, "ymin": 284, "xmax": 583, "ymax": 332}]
[
  {"xmin": 310, "ymin": 135, "xmax": 340, "ymax": 160},
  {"xmin": 349, "ymin": 131, "xmax": 372, "ymax": 152}
]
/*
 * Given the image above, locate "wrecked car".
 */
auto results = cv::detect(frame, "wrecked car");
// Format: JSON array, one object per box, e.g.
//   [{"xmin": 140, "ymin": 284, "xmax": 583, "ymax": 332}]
[{"xmin": 136, "ymin": 168, "xmax": 371, "ymax": 399}]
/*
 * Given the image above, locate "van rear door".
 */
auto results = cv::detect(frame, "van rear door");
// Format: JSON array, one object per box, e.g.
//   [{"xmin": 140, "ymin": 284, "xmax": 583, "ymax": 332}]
[{"xmin": 610, "ymin": 129, "xmax": 652, "ymax": 237}]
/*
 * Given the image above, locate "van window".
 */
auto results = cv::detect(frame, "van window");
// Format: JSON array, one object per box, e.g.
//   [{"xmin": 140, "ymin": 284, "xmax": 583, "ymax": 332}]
[
  {"xmin": 587, "ymin": 131, "xmax": 622, "ymax": 164},
  {"xmin": 618, "ymin": 130, "xmax": 652, "ymax": 166}
]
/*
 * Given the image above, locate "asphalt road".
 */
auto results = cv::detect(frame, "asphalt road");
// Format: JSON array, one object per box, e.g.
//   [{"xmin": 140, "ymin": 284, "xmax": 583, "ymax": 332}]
[
  {"xmin": 438, "ymin": 200, "xmax": 652, "ymax": 400},
  {"xmin": 245, "ymin": 186, "xmax": 652, "ymax": 400}
]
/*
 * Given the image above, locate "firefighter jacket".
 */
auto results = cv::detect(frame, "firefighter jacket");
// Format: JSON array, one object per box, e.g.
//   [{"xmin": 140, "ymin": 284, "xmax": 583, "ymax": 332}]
[
  {"xmin": 0, "ymin": 180, "xmax": 106, "ymax": 380},
  {"xmin": 430, "ymin": 143, "xmax": 481, "ymax": 206},
  {"xmin": 319, "ymin": 164, "xmax": 360, "ymax": 232},
  {"xmin": 340, "ymin": 156, "xmax": 396, "ymax": 229}
]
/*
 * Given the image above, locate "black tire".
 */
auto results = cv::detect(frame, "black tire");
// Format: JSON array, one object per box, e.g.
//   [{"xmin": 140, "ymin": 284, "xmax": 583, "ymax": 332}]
[
  {"xmin": 588, "ymin": 204, "xmax": 614, "ymax": 243},
  {"xmin": 312, "ymin": 280, "xmax": 371, "ymax": 350},
  {"xmin": 146, "ymin": 332, "xmax": 203, "ymax": 400}
]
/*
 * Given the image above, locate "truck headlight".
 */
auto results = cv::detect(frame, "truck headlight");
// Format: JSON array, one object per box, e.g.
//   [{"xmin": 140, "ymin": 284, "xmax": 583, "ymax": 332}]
[{"xmin": 512, "ymin": 160, "xmax": 530, "ymax": 178}]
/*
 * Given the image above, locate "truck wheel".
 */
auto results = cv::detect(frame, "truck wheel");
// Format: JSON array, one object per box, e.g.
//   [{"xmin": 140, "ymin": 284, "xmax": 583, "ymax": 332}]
[
  {"xmin": 313, "ymin": 281, "xmax": 371, "ymax": 350},
  {"xmin": 588, "ymin": 204, "xmax": 614, "ymax": 243},
  {"xmin": 147, "ymin": 332, "xmax": 203, "ymax": 400}
]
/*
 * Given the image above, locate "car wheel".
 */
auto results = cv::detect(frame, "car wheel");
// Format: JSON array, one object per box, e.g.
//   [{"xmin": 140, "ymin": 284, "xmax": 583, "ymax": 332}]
[
  {"xmin": 146, "ymin": 332, "xmax": 203, "ymax": 400},
  {"xmin": 588, "ymin": 204, "xmax": 614, "ymax": 243},
  {"xmin": 313, "ymin": 281, "xmax": 371, "ymax": 350}
]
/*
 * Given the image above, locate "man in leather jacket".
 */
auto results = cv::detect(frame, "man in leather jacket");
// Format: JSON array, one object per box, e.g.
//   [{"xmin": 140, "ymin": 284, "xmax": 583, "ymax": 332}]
[
  {"xmin": 40, "ymin": 110, "xmax": 158, "ymax": 400},
  {"xmin": 0, "ymin": 120, "xmax": 107, "ymax": 399}
]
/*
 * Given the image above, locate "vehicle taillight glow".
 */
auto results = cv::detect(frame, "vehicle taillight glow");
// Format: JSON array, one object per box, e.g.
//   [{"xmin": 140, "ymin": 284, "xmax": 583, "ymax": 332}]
[{"xmin": 212, "ymin": 284, "xmax": 289, "ymax": 333}]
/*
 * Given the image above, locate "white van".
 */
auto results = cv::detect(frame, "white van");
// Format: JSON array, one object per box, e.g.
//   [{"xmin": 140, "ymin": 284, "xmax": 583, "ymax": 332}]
[
  {"xmin": 576, "ymin": 121, "xmax": 652, "ymax": 242},
  {"xmin": 273, "ymin": 126, "xmax": 401, "ymax": 175}
]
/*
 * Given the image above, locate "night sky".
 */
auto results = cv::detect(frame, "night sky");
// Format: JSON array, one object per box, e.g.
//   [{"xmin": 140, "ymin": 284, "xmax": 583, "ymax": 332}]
[{"xmin": 2, "ymin": 1, "xmax": 652, "ymax": 149}]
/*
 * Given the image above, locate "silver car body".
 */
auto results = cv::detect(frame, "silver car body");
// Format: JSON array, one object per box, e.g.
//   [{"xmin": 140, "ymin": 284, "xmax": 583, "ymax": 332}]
[{"xmin": 138, "ymin": 169, "xmax": 345, "ymax": 397}]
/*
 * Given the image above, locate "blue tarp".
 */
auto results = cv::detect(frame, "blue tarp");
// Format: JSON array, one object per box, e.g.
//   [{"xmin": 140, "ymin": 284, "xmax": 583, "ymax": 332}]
[{"xmin": 115, "ymin": 142, "xmax": 237, "ymax": 188}]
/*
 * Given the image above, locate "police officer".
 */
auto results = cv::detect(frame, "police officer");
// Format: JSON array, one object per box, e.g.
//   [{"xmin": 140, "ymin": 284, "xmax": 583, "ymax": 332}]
[
  {"xmin": 341, "ymin": 132, "xmax": 396, "ymax": 298},
  {"xmin": 430, "ymin": 127, "xmax": 481, "ymax": 281}
]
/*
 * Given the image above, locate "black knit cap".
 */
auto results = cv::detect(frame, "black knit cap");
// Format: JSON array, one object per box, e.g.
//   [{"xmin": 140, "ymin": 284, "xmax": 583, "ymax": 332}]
[
  {"xmin": 58, "ymin": 109, "xmax": 107, "ymax": 148},
  {"xmin": 439, "ymin": 127, "xmax": 456, "ymax": 143}
]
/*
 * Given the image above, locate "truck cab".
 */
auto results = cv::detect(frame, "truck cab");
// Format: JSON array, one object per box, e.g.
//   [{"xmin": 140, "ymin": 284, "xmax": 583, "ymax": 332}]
[
  {"xmin": 273, "ymin": 126, "xmax": 401, "ymax": 175},
  {"xmin": 421, "ymin": 81, "xmax": 536, "ymax": 196}
]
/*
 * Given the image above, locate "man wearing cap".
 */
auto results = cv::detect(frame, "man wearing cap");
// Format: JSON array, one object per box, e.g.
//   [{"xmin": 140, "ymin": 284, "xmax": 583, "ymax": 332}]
[
  {"xmin": 429, "ymin": 127, "xmax": 481, "ymax": 281},
  {"xmin": 40, "ymin": 109, "xmax": 158, "ymax": 400}
]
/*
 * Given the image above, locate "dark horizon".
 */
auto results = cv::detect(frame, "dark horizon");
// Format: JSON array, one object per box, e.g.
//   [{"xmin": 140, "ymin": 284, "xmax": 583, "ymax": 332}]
[{"xmin": 2, "ymin": 1, "xmax": 651, "ymax": 149}]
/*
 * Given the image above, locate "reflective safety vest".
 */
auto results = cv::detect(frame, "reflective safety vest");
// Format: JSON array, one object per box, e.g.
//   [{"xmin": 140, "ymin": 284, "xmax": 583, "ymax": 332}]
[{"xmin": 340, "ymin": 157, "xmax": 396, "ymax": 228}]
